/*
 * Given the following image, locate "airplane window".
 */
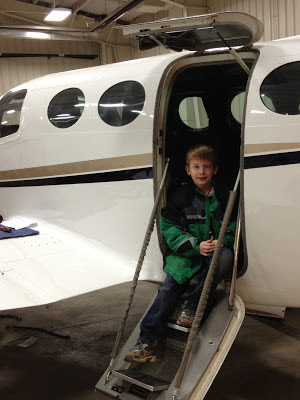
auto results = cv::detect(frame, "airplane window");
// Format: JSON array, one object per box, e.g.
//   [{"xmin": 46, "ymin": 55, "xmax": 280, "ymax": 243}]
[
  {"xmin": 48, "ymin": 88, "xmax": 85, "ymax": 128},
  {"xmin": 98, "ymin": 80, "xmax": 145, "ymax": 127},
  {"xmin": 231, "ymin": 92, "xmax": 245, "ymax": 123},
  {"xmin": 260, "ymin": 61, "xmax": 300, "ymax": 115},
  {"xmin": 0, "ymin": 89, "xmax": 27, "ymax": 138},
  {"xmin": 179, "ymin": 97, "xmax": 209, "ymax": 129}
]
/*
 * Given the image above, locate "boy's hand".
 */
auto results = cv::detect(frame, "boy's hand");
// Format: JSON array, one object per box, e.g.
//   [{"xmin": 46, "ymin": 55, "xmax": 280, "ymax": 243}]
[{"xmin": 199, "ymin": 239, "xmax": 222, "ymax": 256}]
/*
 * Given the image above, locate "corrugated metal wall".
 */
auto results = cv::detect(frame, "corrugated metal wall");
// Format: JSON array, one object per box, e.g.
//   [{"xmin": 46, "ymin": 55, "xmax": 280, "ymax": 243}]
[
  {"xmin": 0, "ymin": 38, "xmax": 100, "ymax": 96},
  {"xmin": 0, "ymin": 56, "xmax": 99, "ymax": 96},
  {"xmin": 209, "ymin": 0, "xmax": 300, "ymax": 41}
]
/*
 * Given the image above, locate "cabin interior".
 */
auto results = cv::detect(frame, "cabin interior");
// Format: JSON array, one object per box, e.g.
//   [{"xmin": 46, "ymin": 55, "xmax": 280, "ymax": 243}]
[
  {"xmin": 157, "ymin": 58, "xmax": 254, "ymax": 271},
  {"xmin": 164, "ymin": 59, "xmax": 253, "ymax": 190}
]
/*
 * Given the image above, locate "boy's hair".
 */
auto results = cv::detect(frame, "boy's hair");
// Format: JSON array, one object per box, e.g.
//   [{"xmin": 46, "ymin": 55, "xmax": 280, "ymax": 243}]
[{"xmin": 186, "ymin": 145, "xmax": 218, "ymax": 166}]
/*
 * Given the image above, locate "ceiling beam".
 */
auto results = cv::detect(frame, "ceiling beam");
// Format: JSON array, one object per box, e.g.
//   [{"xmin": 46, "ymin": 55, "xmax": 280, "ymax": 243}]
[
  {"xmin": 0, "ymin": 10, "xmax": 50, "ymax": 27},
  {"xmin": 69, "ymin": 0, "xmax": 93, "ymax": 28},
  {"xmin": 91, "ymin": 0, "xmax": 144, "ymax": 32},
  {"xmin": 51, "ymin": 1, "xmax": 64, "ymax": 7},
  {"xmin": 72, "ymin": 0, "xmax": 93, "ymax": 14}
]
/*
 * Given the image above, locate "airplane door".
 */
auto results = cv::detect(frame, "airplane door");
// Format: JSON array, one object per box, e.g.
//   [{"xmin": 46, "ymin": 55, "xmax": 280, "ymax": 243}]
[
  {"xmin": 120, "ymin": 11, "xmax": 263, "ymax": 52},
  {"xmin": 240, "ymin": 43, "xmax": 300, "ymax": 307}
]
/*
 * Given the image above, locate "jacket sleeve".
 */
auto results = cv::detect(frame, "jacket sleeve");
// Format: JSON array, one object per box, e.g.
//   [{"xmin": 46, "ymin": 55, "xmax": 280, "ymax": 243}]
[
  {"xmin": 160, "ymin": 191, "xmax": 200, "ymax": 257},
  {"xmin": 160, "ymin": 217, "xmax": 201, "ymax": 257}
]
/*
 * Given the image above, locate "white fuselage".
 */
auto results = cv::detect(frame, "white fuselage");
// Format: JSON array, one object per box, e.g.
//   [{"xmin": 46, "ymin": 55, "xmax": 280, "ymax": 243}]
[{"xmin": 0, "ymin": 38, "xmax": 299, "ymax": 312}]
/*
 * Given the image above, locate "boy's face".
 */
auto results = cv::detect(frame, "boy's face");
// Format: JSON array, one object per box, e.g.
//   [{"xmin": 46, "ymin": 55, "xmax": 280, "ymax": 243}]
[{"xmin": 185, "ymin": 157, "xmax": 218, "ymax": 191}]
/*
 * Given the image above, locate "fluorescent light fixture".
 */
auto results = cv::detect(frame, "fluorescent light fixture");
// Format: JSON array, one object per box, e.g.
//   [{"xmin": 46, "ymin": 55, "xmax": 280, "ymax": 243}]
[
  {"xmin": 26, "ymin": 32, "xmax": 49, "ymax": 39},
  {"xmin": 44, "ymin": 8, "xmax": 71, "ymax": 22}
]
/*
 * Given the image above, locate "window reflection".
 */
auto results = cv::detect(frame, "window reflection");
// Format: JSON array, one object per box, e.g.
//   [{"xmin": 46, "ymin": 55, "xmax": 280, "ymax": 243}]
[
  {"xmin": 0, "ymin": 89, "xmax": 27, "ymax": 138},
  {"xmin": 48, "ymin": 88, "xmax": 85, "ymax": 128},
  {"xmin": 260, "ymin": 62, "xmax": 300, "ymax": 115},
  {"xmin": 98, "ymin": 81, "xmax": 145, "ymax": 127}
]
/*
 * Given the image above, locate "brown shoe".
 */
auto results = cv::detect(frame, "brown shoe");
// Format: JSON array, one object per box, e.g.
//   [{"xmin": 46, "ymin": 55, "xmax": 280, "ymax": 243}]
[
  {"xmin": 176, "ymin": 301, "xmax": 195, "ymax": 327},
  {"xmin": 124, "ymin": 341, "xmax": 156, "ymax": 363}
]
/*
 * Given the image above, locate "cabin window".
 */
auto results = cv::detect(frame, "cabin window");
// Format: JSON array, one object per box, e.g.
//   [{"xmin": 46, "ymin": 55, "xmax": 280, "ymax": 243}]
[
  {"xmin": 260, "ymin": 61, "xmax": 300, "ymax": 115},
  {"xmin": 0, "ymin": 89, "xmax": 27, "ymax": 138},
  {"xmin": 98, "ymin": 80, "xmax": 145, "ymax": 127},
  {"xmin": 48, "ymin": 88, "xmax": 85, "ymax": 128},
  {"xmin": 178, "ymin": 96, "xmax": 209, "ymax": 129}
]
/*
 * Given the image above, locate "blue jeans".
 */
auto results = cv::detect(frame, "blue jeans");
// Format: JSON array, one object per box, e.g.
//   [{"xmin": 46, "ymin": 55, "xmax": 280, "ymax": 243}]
[{"xmin": 139, "ymin": 247, "xmax": 233, "ymax": 345}]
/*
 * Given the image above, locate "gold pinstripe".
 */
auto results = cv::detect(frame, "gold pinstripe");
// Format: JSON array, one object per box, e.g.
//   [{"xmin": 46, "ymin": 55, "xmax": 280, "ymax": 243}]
[
  {"xmin": 244, "ymin": 143, "xmax": 300, "ymax": 155},
  {"xmin": 0, "ymin": 153, "xmax": 152, "ymax": 181}
]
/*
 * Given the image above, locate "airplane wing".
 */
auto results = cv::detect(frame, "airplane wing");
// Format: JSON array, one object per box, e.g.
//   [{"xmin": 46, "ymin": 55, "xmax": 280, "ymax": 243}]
[{"xmin": 0, "ymin": 219, "xmax": 137, "ymax": 310}]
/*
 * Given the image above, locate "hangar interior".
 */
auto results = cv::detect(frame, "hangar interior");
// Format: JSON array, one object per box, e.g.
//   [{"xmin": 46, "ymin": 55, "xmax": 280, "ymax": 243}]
[
  {"xmin": 0, "ymin": 1, "xmax": 299, "ymax": 400},
  {"xmin": 0, "ymin": 0, "xmax": 300, "ymax": 95}
]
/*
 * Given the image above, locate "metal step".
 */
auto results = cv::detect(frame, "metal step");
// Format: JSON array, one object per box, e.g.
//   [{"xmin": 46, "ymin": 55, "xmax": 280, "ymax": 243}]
[
  {"xmin": 96, "ymin": 292, "xmax": 245, "ymax": 400},
  {"xmin": 112, "ymin": 369, "xmax": 170, "ymax": 392},
  {"xmin": 165, "ymin": 337, "xmax": 186, "ymax": 352},
  {"xmin": 167, "ymin": 322, "xmax": 191, "ymax": 333}
]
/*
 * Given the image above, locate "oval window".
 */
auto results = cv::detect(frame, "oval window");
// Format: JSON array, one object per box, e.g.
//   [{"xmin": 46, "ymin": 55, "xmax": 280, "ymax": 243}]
[
  {"xmin": 260, "ymin": 61, "xmax": 300, "ymax": 115},
  {"xmin": 0, "ymin": 89, "xmax": 27, "ymax": 138},
  {"xmin": 98, "ymin": 80, "xmax": 145, "ymax": 127},
  {"xmin": 231, "ymin": 92, "xmax": 245, "ymax": 123},
  {"xmin": 48, "ymin": 88, "xmax": 85, "ymax": 128},
  {"xmin": 179, "ymin": 96, "xmax": 209, "ymax": 129}
]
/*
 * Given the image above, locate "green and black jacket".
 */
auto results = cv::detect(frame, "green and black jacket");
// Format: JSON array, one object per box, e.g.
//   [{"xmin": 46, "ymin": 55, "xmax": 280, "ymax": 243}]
[{"xmin": 160, "ymin": 181, "xmax": 237, "ymax": 284}]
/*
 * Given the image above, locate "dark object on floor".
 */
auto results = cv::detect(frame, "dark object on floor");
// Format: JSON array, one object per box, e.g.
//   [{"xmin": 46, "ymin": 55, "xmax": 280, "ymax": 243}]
[{"xmin": 0, "ymin": 225, "xmax": 39, "ymax": 239}]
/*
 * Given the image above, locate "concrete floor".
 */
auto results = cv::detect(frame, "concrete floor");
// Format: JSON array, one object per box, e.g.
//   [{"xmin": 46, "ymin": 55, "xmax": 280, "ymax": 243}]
[{"xmin": 0, "ymin": 282, "xmax": 299, "ymax": 400}]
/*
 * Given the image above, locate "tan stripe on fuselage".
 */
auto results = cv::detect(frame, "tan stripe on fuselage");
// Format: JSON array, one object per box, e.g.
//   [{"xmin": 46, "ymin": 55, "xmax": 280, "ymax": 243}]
[
  {"xmin": 244, "ymin": 143, "xmax": 300, "ymax": 155},
  {"xmin": 1, "ymin": 143, "xmax": 299, "ymax": 181},
  {"xmin": 0, "ymin": 153, "xmax": 152, "ymax": 181}
]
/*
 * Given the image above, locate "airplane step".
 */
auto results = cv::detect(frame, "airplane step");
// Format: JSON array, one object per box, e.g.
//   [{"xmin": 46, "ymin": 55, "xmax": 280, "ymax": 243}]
[
  {"xmin": 165, "ymin": 337, "xmax": 186, "ymax": 352},
  {"xmin": 112, "ymin": 369, "xmax": 170, "ymax": 391},
  {"xmin": 167, "ymin": 322, "xmax": 191, "ymax": 333},
  {"xmin": 96, "ymin": 293, "xmax": 245, "ymax": 400},
  {"xmin": 132, "ymin": 327, "xmax": 188, "ymax": 383}
]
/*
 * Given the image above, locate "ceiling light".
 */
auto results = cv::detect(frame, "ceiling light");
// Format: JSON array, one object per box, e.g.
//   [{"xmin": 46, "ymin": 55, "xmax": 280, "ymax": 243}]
[
  {"xmin": 44, "ymin": 8, "xmax": 71, "ymax": 22},
  {"xmin": 26, "ymin": 32, "xmax": 49, "ymax": 39}
]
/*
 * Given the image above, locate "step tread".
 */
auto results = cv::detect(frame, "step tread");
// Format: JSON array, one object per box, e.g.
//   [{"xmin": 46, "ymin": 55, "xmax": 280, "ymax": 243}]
[
  {"xmin": 112, "ymin": 369, "xmax": 170, "ymax": 392},
  {"xmin": 168, "ymin": 322, "xmax": 191, "ymax": 332}
]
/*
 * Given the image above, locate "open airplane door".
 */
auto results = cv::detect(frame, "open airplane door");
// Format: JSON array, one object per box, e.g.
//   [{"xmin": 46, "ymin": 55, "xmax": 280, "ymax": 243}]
[
  {"xmin": 96, "ymin": 12, "xmax": 263, "ymax": 400},
  {"xmin": 120, "ymin": 11, "xmax": 263, "ymax": 52}
]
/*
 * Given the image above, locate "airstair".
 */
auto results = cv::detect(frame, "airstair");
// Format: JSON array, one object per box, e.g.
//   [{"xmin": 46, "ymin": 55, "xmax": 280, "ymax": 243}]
[
  {"xmin": 95, "ymin": 292, "xmax": 244, "ymax": 400},
  {"xmin": 96, "ymin": 160, "xmax": 245, "ymax": 399}
]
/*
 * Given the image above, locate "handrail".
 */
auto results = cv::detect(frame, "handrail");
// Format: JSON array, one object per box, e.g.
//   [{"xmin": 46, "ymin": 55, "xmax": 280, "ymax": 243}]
[
  {"xmin": 104, "ymin": 158, "xmax": 170, "ymax": 384},
  {"xmin": 229, "ymin": 214, "xmax": 242, "ymax": 309}
]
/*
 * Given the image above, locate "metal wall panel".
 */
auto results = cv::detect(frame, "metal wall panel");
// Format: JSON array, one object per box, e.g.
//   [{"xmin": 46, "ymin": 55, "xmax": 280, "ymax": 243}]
[
  {"xmin": 0, "ymin": 37, "xmax": 101, "ymax": 95},
  {"xmin": 208, "ymin": 0, "xmax": 300, "ymax": 41},
  {"xmin": 0, "ymin": 38, "xmax": 100, "ymax": 55},
  {"xmin": 0, "ymin": 57, "xmax": 99, "ymax": 96}
]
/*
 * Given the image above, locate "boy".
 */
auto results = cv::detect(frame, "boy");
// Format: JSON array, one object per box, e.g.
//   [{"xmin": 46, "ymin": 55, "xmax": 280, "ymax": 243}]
[{"xmin": 125, "ymin": 145, "xmax": 236, "ymax": 363}]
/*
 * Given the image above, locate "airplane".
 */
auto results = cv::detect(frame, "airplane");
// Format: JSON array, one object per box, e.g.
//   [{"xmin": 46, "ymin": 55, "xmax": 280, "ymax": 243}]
[{"xmin": 0, "ymin": 11, "xmax": 299, "ymax": 400}]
